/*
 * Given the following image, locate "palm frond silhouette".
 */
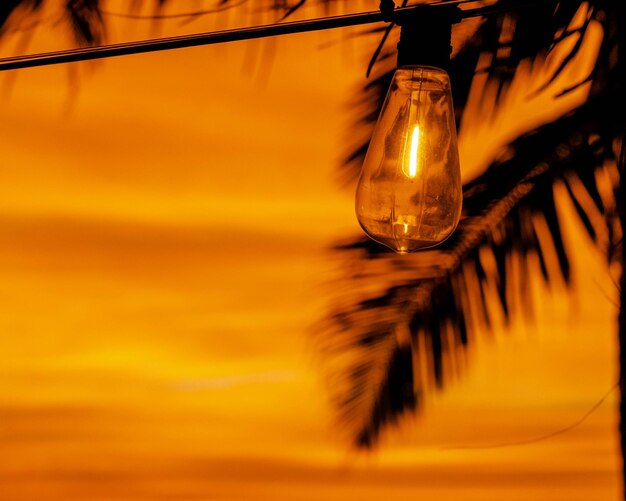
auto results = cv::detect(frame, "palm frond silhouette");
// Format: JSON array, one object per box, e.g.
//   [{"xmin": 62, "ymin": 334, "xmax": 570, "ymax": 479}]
[
  {"xmin": 0, "ymin": 0, "xmax": 342, "ymax": 46},
  {"xmin": 321, "ymin": 0, "xmax": 623, "ymax": 451},
  {"xmin": 1, "ymin": 0, "xmax": 106, "ymax": 44},
  {"xmin": 322, "ymin": 98, "xmax": 620, "ymax": 446}
]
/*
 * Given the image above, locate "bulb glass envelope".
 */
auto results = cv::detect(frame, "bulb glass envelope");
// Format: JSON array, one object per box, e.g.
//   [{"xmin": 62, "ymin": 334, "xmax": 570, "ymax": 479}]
[{"xmin": 355, "ymin": 66, "xmax": 462, "ymax": 254}]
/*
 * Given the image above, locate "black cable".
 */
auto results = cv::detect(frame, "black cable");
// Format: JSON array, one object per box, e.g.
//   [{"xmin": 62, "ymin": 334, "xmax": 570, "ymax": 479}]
[{"xmin": 0, "ymin": 1, "xmax": 539, "ymax": 72}]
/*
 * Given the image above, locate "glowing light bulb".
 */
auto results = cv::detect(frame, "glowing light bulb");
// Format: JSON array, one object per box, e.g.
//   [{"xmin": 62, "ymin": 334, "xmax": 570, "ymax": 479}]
[{"xmin": 355, "ymin": 66, "xmax": 462, "ymax": 254}]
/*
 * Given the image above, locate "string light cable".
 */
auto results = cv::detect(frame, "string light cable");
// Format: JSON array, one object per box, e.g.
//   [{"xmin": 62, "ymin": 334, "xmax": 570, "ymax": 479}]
[{"xmin": 0, "ymin": 0, "xmax": 541, "ymax": 72}]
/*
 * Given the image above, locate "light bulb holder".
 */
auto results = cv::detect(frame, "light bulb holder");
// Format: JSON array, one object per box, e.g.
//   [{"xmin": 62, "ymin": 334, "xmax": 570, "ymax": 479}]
[{"xmin": 394, "ymin": 6, "xmax": 461, "ymax": 70}]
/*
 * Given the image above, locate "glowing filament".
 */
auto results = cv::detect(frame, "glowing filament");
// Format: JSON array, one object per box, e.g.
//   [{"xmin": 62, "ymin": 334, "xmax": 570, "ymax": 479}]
[{"xmin": 408, "ymin": 125, "xmax": 420, "ymax": 178}]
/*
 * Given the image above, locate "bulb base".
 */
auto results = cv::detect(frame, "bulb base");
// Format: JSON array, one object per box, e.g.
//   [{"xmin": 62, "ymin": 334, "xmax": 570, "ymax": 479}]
[{"xmin": 395, "ymin": 6, "xmax": 460, "ymax": 70}]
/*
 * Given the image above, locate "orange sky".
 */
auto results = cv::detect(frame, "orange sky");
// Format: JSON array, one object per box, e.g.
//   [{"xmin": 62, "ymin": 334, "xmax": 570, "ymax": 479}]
[{"xmin": 0, "ymin": 2, "xmax": 621, "ymax": 500}]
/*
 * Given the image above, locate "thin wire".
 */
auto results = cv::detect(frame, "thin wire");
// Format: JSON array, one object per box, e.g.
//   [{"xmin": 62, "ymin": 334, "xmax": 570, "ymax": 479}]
[
  {"xmin": 0, "ymin": 0, "xmax": 540, "ymax": 72},
  {"xmin": 443, "ymin": 380, "xmax": 619, "ymax": 450},
  {"xmin": 593, "ymin": 277, "xmax": 620, "ymax": 309}
]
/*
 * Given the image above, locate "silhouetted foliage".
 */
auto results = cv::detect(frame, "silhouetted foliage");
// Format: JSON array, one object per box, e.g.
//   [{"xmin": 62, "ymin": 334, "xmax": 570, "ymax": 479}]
[
  {"xmin": 321, "ymin": 97, "xmax": 620, "ymax": 445},
  {"xmin": 0, "ymin": 0, "xmax": 355, "ymax": 41},
  {"xmin": 319, "ymin": 0, "xmax": 624, "ymax": 449}
]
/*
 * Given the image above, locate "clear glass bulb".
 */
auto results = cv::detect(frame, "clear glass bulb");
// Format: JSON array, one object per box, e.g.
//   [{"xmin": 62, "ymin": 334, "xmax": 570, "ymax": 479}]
[{"xmin": 355, "ymin": 66, "xmax": 462, "ymax": 254}]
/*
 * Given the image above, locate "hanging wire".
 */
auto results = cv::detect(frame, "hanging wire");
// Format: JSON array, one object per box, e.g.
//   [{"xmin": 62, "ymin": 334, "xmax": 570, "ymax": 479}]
[{"xmin": 0, "ymin": 0, "xmax": 541, "ymax": 72}]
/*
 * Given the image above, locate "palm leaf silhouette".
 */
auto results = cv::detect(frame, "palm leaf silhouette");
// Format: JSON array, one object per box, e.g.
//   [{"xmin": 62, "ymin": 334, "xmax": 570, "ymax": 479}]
[
  {"xmin": 320, "ymin": 0, "xmax": 623, "ymax": 449},
  {"xmin": 1, "ymin": 0, "xmax": 107, "ymax": 44},
  {"xmin": 322, "ymin": 98, "xmax": 620, "ymax": 446}
]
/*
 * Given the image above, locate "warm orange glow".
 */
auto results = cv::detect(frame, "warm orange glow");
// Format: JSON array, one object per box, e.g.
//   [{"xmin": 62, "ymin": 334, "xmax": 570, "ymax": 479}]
[
  {"xmin": 406, "ymin": 124, "xmax": 421, "ymax": 178},
  {"xmin": 0, "ymin": 2, "xmax": 620, "ymax": 500},
  {"xmin": 356, "ymin": 66, "xmax": 462, "ymax": 254}
]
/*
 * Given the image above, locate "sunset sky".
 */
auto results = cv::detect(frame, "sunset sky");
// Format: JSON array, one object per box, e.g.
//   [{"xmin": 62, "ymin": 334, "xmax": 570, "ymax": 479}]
[{"xmin": 0, "ymin": 1, "xmax": 621, "ymax": 499}]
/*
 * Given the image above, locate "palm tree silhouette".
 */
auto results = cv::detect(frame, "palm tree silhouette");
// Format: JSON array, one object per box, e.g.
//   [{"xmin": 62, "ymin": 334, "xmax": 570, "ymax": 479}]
[{"xmin": 1, "ymin": 0, "xmax": 624, "ymax": 492}]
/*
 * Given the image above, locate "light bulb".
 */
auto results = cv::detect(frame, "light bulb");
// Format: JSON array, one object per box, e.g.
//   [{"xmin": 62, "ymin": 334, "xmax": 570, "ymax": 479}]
[{"xmin": 355, "ymin": 65, "xmax": 462, "ymax": 254}]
